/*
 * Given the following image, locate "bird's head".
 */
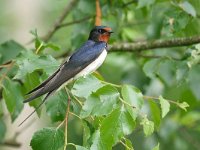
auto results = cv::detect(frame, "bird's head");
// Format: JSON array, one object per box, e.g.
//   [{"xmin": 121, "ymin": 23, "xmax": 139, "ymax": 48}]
[{"xmin": 88, "ymin": 26, "xmax": 113, "ymax": 43}]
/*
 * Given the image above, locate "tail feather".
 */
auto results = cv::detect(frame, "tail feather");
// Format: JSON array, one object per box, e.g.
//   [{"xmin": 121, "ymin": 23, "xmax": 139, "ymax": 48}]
[
  {"xmin": 26, "ymin": 70, "xmax": 60, "ymax": 95},
  {"xmin": 19, "ymin": 91, "xmax": 54, "ymax": 126},
  {"xmin": 23, "ymin": 88, "xmax": 46, "ymax": 103}
]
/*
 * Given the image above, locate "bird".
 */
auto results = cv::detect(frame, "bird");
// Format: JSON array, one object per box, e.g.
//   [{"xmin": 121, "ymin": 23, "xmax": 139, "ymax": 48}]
[{"xmin": 19, "ymin": 26, "xmax": 113, "ymax": 126}]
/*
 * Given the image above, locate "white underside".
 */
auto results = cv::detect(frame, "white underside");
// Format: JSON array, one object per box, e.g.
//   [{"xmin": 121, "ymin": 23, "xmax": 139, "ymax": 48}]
[
  {"xmin": 74, "ymin": 49, "xmax": 107, "ymax": 79},
  {"xmin": 57, "ymin": 49, "xmax": 107, "ymax": 91}
]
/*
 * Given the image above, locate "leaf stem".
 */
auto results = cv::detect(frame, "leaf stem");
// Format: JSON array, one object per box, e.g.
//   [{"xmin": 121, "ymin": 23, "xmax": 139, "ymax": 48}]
[
  {"xmin": 143, "ymin": 95, "xmax": 178, "ymax": 105},
  {"xmin": 67, "ymin": 142, "xmax": 76, "ymax": 148},
  {"xmin": 69, "ymin": 111, "xmax": 81, "ymax": 120},
  {"xmin": 64, "ymin": 88, "xmax": 71, "ymax": 150},
  {"xmin": 70, "ymin": 93, "xmax": 83, "ymax": 106},
  {"xmin": 101, "ymin": 80, "xmax": 121, "ymax": 88},
  {"xmin": 120, "ymin": 140, "xmax": 132, "ymax": 150},
  {"xmin": 35, "ymin": 42, "xmax": 43, "ymax": 54},
  {"xmin": 56, "ymin": 119, "xmax": 65, "ymax": 130},
  {"xmin": 119, "ymin": 97, "xmax": 135, "ymax": 108}
]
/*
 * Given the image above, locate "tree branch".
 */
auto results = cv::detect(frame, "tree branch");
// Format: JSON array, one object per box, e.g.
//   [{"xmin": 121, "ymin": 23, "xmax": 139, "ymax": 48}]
[
  {"xmin": 95, "ymin": 0, "xmax": 101, "ymax": 26},
  {"xmin": 57, "ymin": 16, "xmax": 94, "ymax": 29},
  {"xmin": 0, "ymin": 141, "xmax": 21, "ymax": 147},
  {"xmin": 109, "ymin": 36, "xmax": 200, "ymax": 52},
  {"xmin": 42, "ymin": 0, "xmax": 78, "ymax": 42}
]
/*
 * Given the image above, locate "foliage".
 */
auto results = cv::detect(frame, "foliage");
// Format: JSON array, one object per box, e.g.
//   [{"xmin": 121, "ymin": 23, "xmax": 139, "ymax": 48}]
[{"xmin": 1, "ymin": 0, "xmax": 200, "ymax": 150}]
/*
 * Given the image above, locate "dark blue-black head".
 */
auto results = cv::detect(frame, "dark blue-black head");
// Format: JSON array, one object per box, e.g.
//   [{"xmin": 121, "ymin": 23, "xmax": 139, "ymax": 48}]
[{"xmin": 88, "ymin": 26, "xmax": 113, "ymax": 43}]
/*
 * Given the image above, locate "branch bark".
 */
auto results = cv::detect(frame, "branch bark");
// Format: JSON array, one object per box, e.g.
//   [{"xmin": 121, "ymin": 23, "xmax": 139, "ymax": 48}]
[
  {"xmin": 42, "ymin": 0, "xmax": 78, "ymax": 42},
  {"xmin": 109, "ymin": 36, "xmax": 200, "ymax": 52},
  {"xmin": 95, "ymin": 0, "xmax": 101, "ymax": 26},
  {"xmin": 0, "ymin": 141, "xmax": 21, "ymax": 147}
]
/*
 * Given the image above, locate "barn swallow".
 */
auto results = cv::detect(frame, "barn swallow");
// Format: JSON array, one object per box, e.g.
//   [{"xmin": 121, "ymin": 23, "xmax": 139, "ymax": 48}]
[{"xmin": 19, "ymin": 26, "xmax": 113, "ymax": 126}]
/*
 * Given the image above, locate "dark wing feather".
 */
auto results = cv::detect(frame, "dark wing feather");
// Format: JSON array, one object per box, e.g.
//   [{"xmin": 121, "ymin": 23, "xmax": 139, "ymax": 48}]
[
  {"xmin": 26, "ymin": 67, "xmax": 61, "ymax": 95},
  {"xmin": 23, "ymin": 41, "xmax": 106, "ymax": 103}
]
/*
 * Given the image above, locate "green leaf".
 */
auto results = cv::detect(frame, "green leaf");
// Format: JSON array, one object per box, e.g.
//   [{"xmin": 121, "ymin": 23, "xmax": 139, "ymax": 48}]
[
  {"xmin": 71, "ymin": 75, "xmax": 103, "ymax": 98},
  {"xmin": 0, "ymin": 102, "xmax": 3, "ymax": 117},
  {"xmin": 100, "ymin": 106, "xmax": 136, "ymax": 148},
  {"xmin": 125, "ymin": 138, "xmax": 134, "ymax": 150},
  {"xmin": 2, "ymin": 78, "xmax": 24, "ymax": 121},
  {"xmin": 176, "ymin": 62, "xmax": 189, "ymax": 83},
  {"xmin": 162, "ymin": 7, "xmax": 191, "ymax": 35},
  {"xmin": 14, "ymin": 51, "xmax": 59, "ymax": 79},
  {"xmin": 90, "ymin": 130, "xmax": 106, "ymax": 150},
  {"xmin": 140, "ymin": 116, "xmax": 154, "ymax": 136},
  {"xmin": 45, "ymin": 43, "xmax": 60, "ymax": 51},
  {"xmin": 177, "ymin": 102, "xmax": 189, "ymax": 111},
  {"xmin": 179, "ymin": 1, "xmax": 196, "ymax": 17},
  {"xmin": 30, "ymin": 128, "xmax": 64, "ymax": 150},
  {"xmin": 30, "ymin": 29, "xmax": 38, "ymax": 37},
  {"xmin": 125, "ymin": 105, "xmax": 137, "ymax": 121},
  {"xmin": 188, "ymin": 66, "xmax": 200, "ymax": 99},
  {"xmin": 143, "ymin": 59, "xmax": 161, "ymax": 78},
  {"xmin": 24, "ymin": 72, "xmax": 43, "ymax": 115},
  {"xmin": 137, "ymin": 0, "xmax": 155, "ymax": 8},
  {"xmin": 180, "ymin": 111, "xmax": 200, "ymax": 126},
  {"xmin": 82, "ymin": 121, "xmax": 91, "ymax": 147},
  {"xmin": 45, "ymin": 90, "xmax": 68, "ymax": 122},
  {"xmin": 157, "ymin": 60, "xmax": 176, "ymax": 86},
  {"xmin": 80, "ymin": 85, "xmax": 119, "ymax": 118},
  {"xmin": 187, "ymin": 49, "xmax": 200, "ymax": 68},
  {"xmin": 0, "ymin": 40, "xmax": 25, "ymax": 64},
  {"xmin": 159, "ymin": 96, "xmax": 170, "ymax": 118},
  {"xmin": 30, "ymin": 29, "xmax": 60, "ymax": 52},
  {"xmin": 152, "ymin": 143, "xmax": 159, "ymax": 150},
  {"xmin": 75, "ymin": 145, "xmax": 88, "ymax": 150},
  {"xmin": 0, "ymin": 118, "xmax": 6, "ymax": 142},
  {"xmin": 121, "ymin": 85, "xmax": 143, "ymax": 109},
  {"xmin": 149, "ymin": 101, "xmax": 161, "ymax": 129}
]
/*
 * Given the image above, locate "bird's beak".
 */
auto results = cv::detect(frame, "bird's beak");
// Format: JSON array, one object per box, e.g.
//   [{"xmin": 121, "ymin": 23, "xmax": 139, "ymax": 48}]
[{"xmin": 103, "ymin": 27, "xmax": 113, "ymax": 34}]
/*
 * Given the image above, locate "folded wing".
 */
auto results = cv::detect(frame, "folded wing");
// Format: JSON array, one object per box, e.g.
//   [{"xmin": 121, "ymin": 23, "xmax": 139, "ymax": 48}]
[{"xmin": 24, "ymin": 41, "xmax": 106, "ymax": 103}]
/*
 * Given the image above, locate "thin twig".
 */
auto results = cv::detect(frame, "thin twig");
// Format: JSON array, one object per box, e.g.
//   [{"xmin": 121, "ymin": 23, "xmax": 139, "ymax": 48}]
[
  {"xmin": 56, "ymin": 119, "xmax": 66, "ymax": 130},
  {"xmin": 42, "ymin": 0, "xmax": 78, "ymax": 42},
  {"xmin": 69, "ymin": 111, "xmax": 81, "ymax": 120},
  {"xmin": 71, "ymin": 94, "xmax": 83, "ymax": 106},
  {"xmin": 58, "ymin": 16, "xmax": 93, "ymax": 29},
  {"xmin": 64, "ymin": 88, "xmax": 71, "ymax": 150},
  {"xmin": 0, "ymin": 62, "xmax": 14, "ymax": 84},
  {"xmin": 109, "ymin": 36, "xmax": 200, "ymax": 52},
  {"xmin": 0, "ymin": 61, "xmax": 13, "ymax": 69},
  {"xmin": 119, "ymin": 97, "xmax": 135, "ymax": 108},
  {"xmin": 101, "ymin": 80, "xmax": 121, "ymax": 88},
  {"xmin": 0, "ymin": 141, "xmax": 21, "ymax": 147},
  {"xmin": 143, "ymin": 95, "xmax": 178, "ymax": 105}
]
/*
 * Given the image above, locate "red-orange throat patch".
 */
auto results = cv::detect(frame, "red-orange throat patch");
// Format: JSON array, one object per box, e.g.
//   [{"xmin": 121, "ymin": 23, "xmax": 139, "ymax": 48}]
[{"xmin": 99, "ymin": 33, "xmax": 110, "ymax": 42}]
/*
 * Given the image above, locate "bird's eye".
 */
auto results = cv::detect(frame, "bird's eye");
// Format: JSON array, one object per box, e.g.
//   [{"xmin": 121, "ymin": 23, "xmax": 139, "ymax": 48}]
[{"xmin": 98, "ymin": 29, "xmax": 103, "ymax": 33}]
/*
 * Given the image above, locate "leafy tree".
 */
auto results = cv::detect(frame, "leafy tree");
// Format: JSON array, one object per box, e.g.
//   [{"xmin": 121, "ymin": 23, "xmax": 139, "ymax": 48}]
[{"xmin": 0, "ymin": 0, "xmax": 200, "ymax": 150}]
